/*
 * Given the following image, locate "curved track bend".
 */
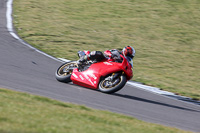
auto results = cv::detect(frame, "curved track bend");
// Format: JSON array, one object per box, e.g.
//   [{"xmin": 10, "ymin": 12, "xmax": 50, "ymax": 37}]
[{"xmin": 0, "ymin": 1, "xmax": 200, "ymax": 132}]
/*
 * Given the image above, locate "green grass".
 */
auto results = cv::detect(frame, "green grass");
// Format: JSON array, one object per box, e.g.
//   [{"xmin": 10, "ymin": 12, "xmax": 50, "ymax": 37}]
[
  {"xmin": 0, "ymin": 88, "xmax": 192, "ymax": 133},
  {"xmin": 12, "ymin": 0, "xmax": 200, "ymax": 100}
]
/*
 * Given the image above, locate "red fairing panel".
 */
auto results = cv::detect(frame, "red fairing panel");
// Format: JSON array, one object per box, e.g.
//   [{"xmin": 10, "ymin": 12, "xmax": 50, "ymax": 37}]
[
  {"xmin": 71, "ymin": 61, "xmax": 122, "ymax": 89},
  {"xmin": 71, "ymin": 68, "xmax": 100, "ymax": 89}
]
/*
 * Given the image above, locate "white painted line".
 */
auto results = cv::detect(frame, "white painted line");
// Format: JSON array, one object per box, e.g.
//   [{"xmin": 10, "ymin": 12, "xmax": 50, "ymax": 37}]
[
  {"xmin": 58, "ymin": 58, "xmax": 71, "ymax": 62},
  {"xmin": 6, "ymin": 0, "xmax": 13, "ymax": 32},
  {"xmin": 127, "ymin": 82, "xmax": 200, "ymax": 105},
  {"xmin": 127, "ymin": 82, "xmax": 175, "ymax": 95},
  {"xmin": 6, "ymin": 0, "xmax": 62, "ymax": 62}
]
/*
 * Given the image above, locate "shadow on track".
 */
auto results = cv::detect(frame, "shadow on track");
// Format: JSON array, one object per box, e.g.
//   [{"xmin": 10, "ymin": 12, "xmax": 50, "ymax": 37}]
[{"xmin": 113, "ymin": 93, "xmax": 200, "ymax": 113}]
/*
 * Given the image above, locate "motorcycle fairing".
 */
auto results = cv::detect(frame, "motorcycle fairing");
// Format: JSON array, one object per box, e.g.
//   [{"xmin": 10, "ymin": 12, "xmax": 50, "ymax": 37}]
[{"xmin": 70, "ymin": 61, "xmax": 123, "ymax": 89}]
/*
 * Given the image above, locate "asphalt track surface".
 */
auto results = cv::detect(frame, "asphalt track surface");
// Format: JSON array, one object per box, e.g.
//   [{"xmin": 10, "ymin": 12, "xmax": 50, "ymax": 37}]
[{"xmin": 0, "ymin": 1, "xmax": 200, "ymax": 132}]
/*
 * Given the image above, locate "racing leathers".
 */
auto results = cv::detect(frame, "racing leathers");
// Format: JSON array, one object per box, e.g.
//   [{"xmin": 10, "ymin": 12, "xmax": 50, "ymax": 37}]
[{"xmin": 77, "ymin": 49, "xmax": 123, "ymax": 64}]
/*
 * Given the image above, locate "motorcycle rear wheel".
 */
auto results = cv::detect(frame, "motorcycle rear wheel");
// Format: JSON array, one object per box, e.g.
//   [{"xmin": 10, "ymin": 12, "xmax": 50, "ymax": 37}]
[
  {"xmin": 98, "ymin": 74, "xmax": 126, "ymax": 94},
  {"xmin": 55, "ymin": 61, "xmax": 78, "ymax": 83}
]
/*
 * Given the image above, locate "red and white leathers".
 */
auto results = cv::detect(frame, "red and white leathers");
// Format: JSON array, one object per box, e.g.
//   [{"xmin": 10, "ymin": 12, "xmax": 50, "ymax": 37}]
[{"xmin": 77, "ymin": 48, "xmax": 134, "ymax": 68}]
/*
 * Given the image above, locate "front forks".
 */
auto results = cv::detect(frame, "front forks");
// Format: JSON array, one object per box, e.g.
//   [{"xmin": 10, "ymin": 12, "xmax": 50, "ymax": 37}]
[{"xmin": 104, "ymin": 73, "xmax": 122, "ymax": 88}]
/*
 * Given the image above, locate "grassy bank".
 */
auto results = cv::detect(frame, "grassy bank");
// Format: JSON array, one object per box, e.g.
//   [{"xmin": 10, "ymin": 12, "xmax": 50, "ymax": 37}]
[
  {"xmin": 12, "ymin": 0, "xmax": 200, "ymax": 99},
  {"xmin": 0, "ymin": 88, "xmax": 192, "ymax": 133}
]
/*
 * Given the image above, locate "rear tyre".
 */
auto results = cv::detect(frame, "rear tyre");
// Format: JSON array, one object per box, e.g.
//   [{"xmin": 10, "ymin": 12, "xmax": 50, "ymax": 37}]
[
  {"xmin": 55, "ymin": 62, "xmax": 78, "ymax": 83},
  {"xmin": 98, "ymin": 74, "xmax": 126, "ymax": 94}
]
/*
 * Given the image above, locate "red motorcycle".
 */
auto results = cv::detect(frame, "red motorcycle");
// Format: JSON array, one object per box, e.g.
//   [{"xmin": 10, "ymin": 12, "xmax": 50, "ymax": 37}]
[{"xmin": 55, "ymin": 54, "xmax": 133, "ymax": 94}]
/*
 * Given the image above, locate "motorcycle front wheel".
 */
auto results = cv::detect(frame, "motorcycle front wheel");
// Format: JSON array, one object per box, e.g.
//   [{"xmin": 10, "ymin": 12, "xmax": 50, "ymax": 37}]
[
  {"xmin": 98, "ymin": 74, "xmax": 126, "ymax": 94},
  {"xmin": 55, "ymin": 61, "xmax": 78, "ymax": 83}
]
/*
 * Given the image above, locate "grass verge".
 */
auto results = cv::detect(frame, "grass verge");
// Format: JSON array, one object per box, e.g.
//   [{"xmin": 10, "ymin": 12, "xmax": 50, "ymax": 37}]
[
  {"xmin": 12, "ymin": 0, "xmax": 200, "ymax": 100},
  {"xmin": 0, "ymin": 88, "xmax": 192, "ymax": 133}
]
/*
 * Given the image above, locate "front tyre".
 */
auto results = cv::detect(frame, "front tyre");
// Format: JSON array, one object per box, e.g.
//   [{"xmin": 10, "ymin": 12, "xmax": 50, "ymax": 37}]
[
  {"xmin": 98, "ymin": 74, "xmax": 126, "ymax": 94},
  {"xmin": 55, "ymin": 61, "xmax": 78, "ymax": 83}
]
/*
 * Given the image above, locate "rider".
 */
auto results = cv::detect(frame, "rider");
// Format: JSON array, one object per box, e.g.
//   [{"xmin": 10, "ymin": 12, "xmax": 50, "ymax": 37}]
[{"xmin": 77, "ymin": 46, "xmax": 135, "ymax": 67}]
